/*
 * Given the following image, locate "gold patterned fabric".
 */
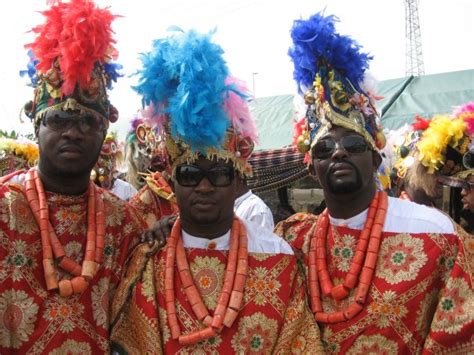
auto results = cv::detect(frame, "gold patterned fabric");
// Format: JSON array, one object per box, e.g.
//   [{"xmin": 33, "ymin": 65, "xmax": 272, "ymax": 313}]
[
  {"xmin": 275, "ymin": 213, "xmax": 474, "ymax": 354},
  {"xmin": 110, "ymin": 242, "xmax": 324, "ymax": 354},
  {"xmin": 129, "ymin": 184, "xmax": 177, "ymax": 229},
  {"xmin": 0, "ymin": 180, "xmax": 145, "ymax": 354}
]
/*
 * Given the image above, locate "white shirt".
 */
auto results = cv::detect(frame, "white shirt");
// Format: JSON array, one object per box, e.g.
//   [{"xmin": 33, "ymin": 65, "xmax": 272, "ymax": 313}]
[
  {"xmin": 329, "ymin": 196, "xmax": 455, "ymax": 234},
  {"xmin": 234, "ymin": 190, "xmax": 275, "ymax": 232},
  {"xmin": 182, "ymin": 218, "xmax": 293, "ymax": 255},
  {"xmin": 110, "ymin": 178, "xmax": 138, "ymax": 201}
]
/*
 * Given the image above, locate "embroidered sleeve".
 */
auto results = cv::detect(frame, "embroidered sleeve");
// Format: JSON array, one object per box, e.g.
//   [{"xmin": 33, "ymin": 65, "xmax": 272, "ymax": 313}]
[
  {"xmin": 274, "ymin": 212, "xmax": 318, "ymax": 254},
  {"xmin": 110, "ymin": 243, "xmax": 164, "ymax": 354},
  {"xmin": 272, "ymin": 259, "xmax": 324, "ymax": 354},
  {"xmin": 423, "ymin": 224, "xmax": 474, "ymax": 353}
]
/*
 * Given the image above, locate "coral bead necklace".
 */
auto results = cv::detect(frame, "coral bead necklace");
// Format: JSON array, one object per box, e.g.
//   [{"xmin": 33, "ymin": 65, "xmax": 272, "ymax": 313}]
[
  {"xmin": 165, "ymin": 217, "xmax": 248, "ymax": 345},
  {"xmin": 308, "ymin": 191, "xmax": 388, "ymax": 323},
  {"xmin": 23, "ymin": 168, "xmax": 105, "ymax": 297}
]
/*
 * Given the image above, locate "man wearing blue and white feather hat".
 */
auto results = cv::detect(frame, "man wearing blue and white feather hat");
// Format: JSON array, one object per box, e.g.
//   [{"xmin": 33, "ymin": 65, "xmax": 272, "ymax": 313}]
[
  {"xmin": 276, "ymin": 12, "xmax": 474, "ymax": 354},
  {"xmin": 110, "ymin": 28, "xmax": 324, "ymax": 354}
]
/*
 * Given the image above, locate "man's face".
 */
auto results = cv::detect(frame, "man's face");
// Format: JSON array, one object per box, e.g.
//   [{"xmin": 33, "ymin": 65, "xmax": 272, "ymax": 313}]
[
  {"xmin": 37, "ymin": 110, "xmax": 105, "ymax": 177},
  {"xmin": 174, "ymin": 157, "xmax": 238, "ymax": 226},
  {"xmin": 461, "ymin": 175, "xmax": 474, "ymax": 212},
  {"xmin": 312, "ymin": 126, "xmax": 378, "ymax": 196}
]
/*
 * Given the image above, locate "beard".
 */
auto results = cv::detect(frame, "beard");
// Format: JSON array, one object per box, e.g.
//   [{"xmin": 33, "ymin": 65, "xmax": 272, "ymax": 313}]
[{"xmin": 326, "ymin": 161, "xmax": 363, "ymax": 194}]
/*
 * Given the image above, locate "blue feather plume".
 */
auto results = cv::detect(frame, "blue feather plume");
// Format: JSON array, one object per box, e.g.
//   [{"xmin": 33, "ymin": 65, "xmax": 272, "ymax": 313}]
[
  {"xmin": 135, "ymin": 30, "xmax": 230, "ymax": 152},
  {"xmin": 288, "ymin": 12, "xmax": 372, "ymax": 94},
  {"xmin": 103, "ymin": 62, "xmax": 123, "ymax": 89},
  {"xmin": 19, "ymin": 50, "xmax": 39, "ymax": 87}
]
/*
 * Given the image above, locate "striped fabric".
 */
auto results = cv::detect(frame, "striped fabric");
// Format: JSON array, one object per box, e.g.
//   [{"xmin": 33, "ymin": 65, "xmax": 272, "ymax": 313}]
[{"xmin": 247, "ymin": 146, "xmax": 308, "ymax": 192}]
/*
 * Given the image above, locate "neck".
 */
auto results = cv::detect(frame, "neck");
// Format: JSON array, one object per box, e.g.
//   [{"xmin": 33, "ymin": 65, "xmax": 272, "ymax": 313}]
[
  {"xmin": 324, "ymin": 184, "xmax": 377, "ymax": 219},
  {"xmin": 36, "ymin": 165, "xmax": 91, "ymax": 196},
  {"xmin": 180, "ymin": 214, "xmax": 234, "ymax": 240}
]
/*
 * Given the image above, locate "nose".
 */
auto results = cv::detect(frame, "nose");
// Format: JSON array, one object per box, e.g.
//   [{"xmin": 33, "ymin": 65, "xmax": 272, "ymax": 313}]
[
  {"xmin": 194, "ymin": 176, "xmax": 214, "ymax": 193},
  {"xmin": 61, "ymin": 123, "xmax": 85, "ymax": 140},
  {"xmin": 330, "ymin": 142, "xmax": 349, "ymax": 160}
]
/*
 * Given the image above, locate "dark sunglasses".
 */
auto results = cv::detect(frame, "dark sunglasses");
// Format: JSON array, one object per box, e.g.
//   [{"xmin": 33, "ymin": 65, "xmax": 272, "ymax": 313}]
[
  {"xmin": 42, "ymin": 112, "xmax": 106, "ymax": 134},
  {"xmin": 175, "ymin": 164, "xmax": 235, "ymax": 187},
  {"xmin": 313, "ymin": 135, "xmax": 369, "ymax": 160}
]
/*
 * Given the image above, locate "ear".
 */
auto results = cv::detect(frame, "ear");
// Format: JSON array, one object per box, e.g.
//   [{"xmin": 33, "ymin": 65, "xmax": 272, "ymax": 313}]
[{"xmin": 372, "ymin": 151, "xmax": 382, "ymax": 170}]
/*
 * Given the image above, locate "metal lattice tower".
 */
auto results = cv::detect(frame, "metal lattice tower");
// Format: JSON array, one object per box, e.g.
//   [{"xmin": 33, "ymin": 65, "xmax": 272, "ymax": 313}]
[{"xmin": 405, "ymin": 0, "xmax": 425, "ymax": 76}]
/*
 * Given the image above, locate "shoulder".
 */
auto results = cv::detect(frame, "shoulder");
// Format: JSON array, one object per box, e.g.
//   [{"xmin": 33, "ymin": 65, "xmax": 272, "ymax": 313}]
[
  {"xmin": 274, "ymin": 212, "xmax": 319, "ymax": 252},
  {"xmin": 242, "ymin": 218, "xmax": 294, "ymax": 255},
  {"xmin": 275, "ymin": 212, "xmax": 318, "ymax": 237},
  {"xmin": 384, "ymin": 196, "xmax": 455, "ymax": 234},
  {"xmin": 100, "ymin": 188, "xmax": 145, "ymax": 228}
]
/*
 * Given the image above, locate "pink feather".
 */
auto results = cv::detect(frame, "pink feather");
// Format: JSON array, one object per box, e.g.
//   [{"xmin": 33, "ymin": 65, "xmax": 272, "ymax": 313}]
[
  {"xmin": 223, "ymin": 76, "xmax": 258, "ymax": 143},
  {"xmin": 453, "ymin": 101, "xmax": 474, "ymax": 135},
  {"xmin": 142, "ymin": 103, "xmax": 168, "ymax": 133}
]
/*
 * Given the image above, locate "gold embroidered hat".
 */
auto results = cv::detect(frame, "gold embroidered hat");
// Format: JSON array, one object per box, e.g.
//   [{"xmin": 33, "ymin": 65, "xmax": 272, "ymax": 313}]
[
  {"xmin": 134, "ymin": 29, "xmax": 258, "ymax": 177},
  {"xmin": 289, "ymin": 12, "xmax": 385, "ymax": 160}
]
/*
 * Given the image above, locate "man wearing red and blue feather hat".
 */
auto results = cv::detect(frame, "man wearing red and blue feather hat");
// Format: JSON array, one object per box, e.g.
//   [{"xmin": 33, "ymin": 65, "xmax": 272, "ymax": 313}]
[
  {"xmin": 0, "ymin": 1, "xmax": 146, "ymax": 353},
  {"xmin": 276, "ymin": 12, "xmax": 474, "ymax": 354},
  {"xmin": 110, "ymin": 28, "xmax": 324, "ymax": 354}
]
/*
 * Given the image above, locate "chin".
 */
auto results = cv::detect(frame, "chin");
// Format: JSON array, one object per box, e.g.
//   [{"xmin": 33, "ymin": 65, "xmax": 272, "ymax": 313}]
[
  {"xmin": 190, "ymin": 213, "xmax": 220, "ymax": 225},
  {"xmin": 328, "ymin": 182, "xmax": 361, "ymax": 194}
]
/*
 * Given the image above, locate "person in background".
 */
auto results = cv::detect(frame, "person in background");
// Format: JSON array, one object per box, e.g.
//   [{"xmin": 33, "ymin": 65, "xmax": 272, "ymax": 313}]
[
  {"xmin": 276, "ymin": 12, "xmax": 473, "ymax": 353},
  {"xmin": 126, "ymin": 117, "xmax": 178, "ymax": 228},
  {"xmin": 110, "ymin": 29, "xmax": 323, "ymax": 354},
  {"xmin": 388, "ymin": 116, "xmax": 439, "ymax": 206},
  {"xmin": 234, "ymin": 177, "xmax": 274, "ymax": 232},
  {"xmin": 0, "ymin": 1, "xmax": 145, "ymax": 353},
  {"xmin": 92, "ymin": 133, "xmax": 137, "ymax": 201}
]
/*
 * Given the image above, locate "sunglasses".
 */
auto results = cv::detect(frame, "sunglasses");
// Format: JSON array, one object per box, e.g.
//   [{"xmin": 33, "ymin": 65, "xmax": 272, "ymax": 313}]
[
  {"xmin": 175, "ymin": 164, "xmax": 235, "ymax": 187},
  {"xmin": 313, "ymin": 135, "xmax": 369, "ymax": 160},
  {"xmin": 42, "ymin": 112, "xmax": 106, "ymax": 134}
]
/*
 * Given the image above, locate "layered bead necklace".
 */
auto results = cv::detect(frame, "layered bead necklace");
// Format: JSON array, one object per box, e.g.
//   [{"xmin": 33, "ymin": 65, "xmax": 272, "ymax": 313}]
[
  {"xmin": 165, "ymin": 217, "xmax": 248, "ymax": 345},
  {"xmin": 23, "ymin": 168, "xmax": 105, "ymax": 297},
  {"xmin": 308, "ymin": 191, "xmax": 388, "ymax": 323}
]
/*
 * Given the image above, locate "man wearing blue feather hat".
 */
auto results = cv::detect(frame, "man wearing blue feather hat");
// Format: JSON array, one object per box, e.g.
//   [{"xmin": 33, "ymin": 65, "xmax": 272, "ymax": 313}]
[
  {"xmin": 276, "ymin": 12, "xmax": 474, "ymax": 354},
  {"xmin": 110, "ymin": 29, "xmax": 323, "ymax": 353}
]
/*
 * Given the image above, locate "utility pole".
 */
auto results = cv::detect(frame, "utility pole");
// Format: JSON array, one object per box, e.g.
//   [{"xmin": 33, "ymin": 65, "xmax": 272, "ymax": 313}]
[
  {"xmin": 252, "ymin": 72, "xmax": 258, "ymax": 98},
  {"xmin": 405, "ymin": 0, "xmax": 425, "ymax": 76}
]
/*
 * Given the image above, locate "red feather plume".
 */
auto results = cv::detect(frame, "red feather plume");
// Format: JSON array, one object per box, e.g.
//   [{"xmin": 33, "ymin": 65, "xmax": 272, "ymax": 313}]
[
  {"xmin": 27, "ymin": 0, "xmax": 117, "ymax": 96},
  {"xmin": 411, "ymin": 115, "xmax": 431, "ymax": 131}
]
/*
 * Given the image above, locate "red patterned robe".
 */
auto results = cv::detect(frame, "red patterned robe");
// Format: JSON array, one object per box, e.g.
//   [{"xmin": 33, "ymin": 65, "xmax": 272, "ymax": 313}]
[
  {"xmin": 0, "ymin": 178, "xmax": 145, "ymax": 354},
  {"xmin": 129, "ymin": 173, "xmax": 177, "ymax": 229},
  {"xmin": 276, "ymin": 197, "xmax": 474, "ymax": 354},
  {"xmin": 111, "ymin": 219, "xmax": 324, "ymax": 354}
]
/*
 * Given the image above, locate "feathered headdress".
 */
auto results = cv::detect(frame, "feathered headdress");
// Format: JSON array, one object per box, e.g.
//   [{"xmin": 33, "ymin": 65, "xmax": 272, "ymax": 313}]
[
  {"xmin": 135, "ymin": 29, "xmax": 258, "ymax": 176},
  {"xmin": 21, "ymin": 0, "xmax": 122, "ymax": 127},
  {"xmin": 414, "ymin": 102, "xmax": 474, "ymax": 184},
  {"xmin": 289, "ymin": 12, "xmax": 385, "ymax": 161}
]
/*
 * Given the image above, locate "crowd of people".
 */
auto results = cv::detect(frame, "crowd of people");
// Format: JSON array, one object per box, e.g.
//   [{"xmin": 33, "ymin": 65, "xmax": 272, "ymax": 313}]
[{"xmin": 0, "ymin": 1, "xmax": 472, "ymax": 354}]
